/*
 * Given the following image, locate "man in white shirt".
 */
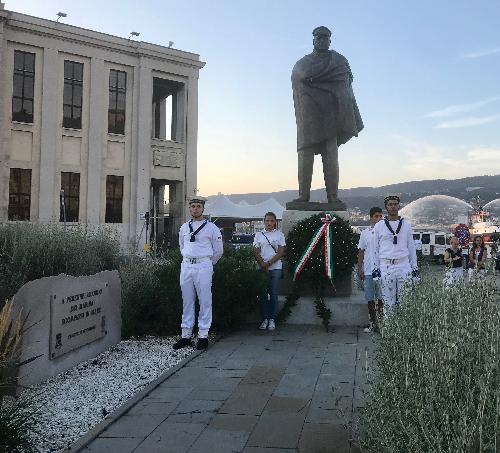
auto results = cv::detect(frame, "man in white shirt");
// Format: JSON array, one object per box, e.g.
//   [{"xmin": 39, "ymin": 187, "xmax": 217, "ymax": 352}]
[
  {"xmin": 253, "ymin": 212, "xmax": 286, "ymax": 331},
  {"xmin": 357, "ymin": 207, "xmax": 384, "ymax": 333},
  {"xmin": 373, "ymin": 195, "xmax": 418, "ymax": 308},
  {"xmin": 173, "ymin": 197, "xmax": 224, "ymax": 351}
]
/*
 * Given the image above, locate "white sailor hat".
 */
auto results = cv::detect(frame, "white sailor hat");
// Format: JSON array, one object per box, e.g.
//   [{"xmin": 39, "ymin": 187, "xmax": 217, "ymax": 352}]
[
  {"xmin": 384, "ymin": 194, "xmax": 400, "ymax": 204},
  {"xmin": 188, "ymin": 196, "xmax": 207, "ymax": 205}
]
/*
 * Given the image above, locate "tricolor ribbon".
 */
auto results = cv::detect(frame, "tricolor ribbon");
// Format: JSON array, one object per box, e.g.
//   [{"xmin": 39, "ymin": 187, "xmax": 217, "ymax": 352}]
[{"xmin": 293, "ymin": 214, "xmax": 337, "ymax": 282}]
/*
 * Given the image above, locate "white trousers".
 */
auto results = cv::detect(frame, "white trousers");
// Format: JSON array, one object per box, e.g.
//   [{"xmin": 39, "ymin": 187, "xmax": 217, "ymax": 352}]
[
  {"xmin": 180, "ymin": 261, "xmax": 213, "ymax": 339},
  {"xmin": 444, "ymin": 267, "xmax": 464, "ymax": 286},
  {"xmin": 468, "ymin": 267, "xmax": 486, "ymax": 282},
  {"xmin": 380, "ymin": 260, "xmax": 412, "ymax": 308}
]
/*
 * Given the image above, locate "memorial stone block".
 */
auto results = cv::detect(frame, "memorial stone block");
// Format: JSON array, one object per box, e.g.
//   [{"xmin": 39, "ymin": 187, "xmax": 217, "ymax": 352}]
[{"xmin": 10, "ymin": 270, "xmax": 121, "ymax": 386}]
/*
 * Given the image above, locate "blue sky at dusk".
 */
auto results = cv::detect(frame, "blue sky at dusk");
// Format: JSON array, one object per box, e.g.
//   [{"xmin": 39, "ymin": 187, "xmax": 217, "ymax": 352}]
[{"xmin": 10, "ymin": 0, "xmax": 500, "ymax": 196}]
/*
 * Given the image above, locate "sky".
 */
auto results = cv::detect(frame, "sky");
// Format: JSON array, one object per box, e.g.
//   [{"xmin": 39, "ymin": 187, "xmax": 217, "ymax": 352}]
[{"xmin": 9, "ymin": 0, "xmax": 500, "ymax": 196}]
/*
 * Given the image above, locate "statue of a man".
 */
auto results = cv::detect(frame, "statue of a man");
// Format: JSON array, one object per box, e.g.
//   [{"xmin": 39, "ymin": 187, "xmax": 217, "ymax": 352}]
[{"xmin": 292, "ymin": 26, "xmax": 363, "ymax": 203}]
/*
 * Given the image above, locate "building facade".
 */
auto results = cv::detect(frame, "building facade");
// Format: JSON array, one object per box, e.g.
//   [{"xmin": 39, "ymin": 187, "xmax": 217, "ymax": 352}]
[{"xmin": 0, "ymin": 3, "xmax": 204, "ymax": 249}]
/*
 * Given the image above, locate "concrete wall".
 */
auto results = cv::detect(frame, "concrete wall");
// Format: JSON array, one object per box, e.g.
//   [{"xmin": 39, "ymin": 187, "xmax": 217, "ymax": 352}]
[{"xmin": 0, "ymin": 6, "xmax": 204, "ymax": 248}]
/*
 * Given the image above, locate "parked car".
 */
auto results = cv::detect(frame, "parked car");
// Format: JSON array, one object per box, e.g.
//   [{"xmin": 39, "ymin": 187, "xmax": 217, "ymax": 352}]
[{"xmin": 230, "ymin": 233, "xmax": 254, "ymax": 249}]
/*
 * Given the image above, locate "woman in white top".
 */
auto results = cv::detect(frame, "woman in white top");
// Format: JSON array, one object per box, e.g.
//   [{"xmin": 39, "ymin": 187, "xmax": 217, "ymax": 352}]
[{"xmin": 253, "ymin": 212, "xmax": 286, "ymax": 331}]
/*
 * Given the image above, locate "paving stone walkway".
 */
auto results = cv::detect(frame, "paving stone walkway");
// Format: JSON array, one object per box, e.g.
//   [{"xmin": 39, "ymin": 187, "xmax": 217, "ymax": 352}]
[{"xmin": 82, "ymin": 325, "xmax": 374, "ymax": 453}]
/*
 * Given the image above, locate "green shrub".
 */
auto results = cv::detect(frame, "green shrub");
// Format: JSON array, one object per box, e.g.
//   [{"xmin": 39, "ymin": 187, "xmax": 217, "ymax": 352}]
[
  {"xmin": 362, "ymin": 277, "xmax": 500, "ymax": 453},
  {"xmin": 212, "ymin": 246, "xmax": 267, "ymax": 331},
  {"xmin": 121, "ymin": 246, "xmax": 266, "ymax": 338},
  {"xmin": 0, "ymin": 223, "xmax": 120, "ymax": 304},
  {"xmin": 120, "ymin": 249, "xmax": 183, "ymax": 338}
]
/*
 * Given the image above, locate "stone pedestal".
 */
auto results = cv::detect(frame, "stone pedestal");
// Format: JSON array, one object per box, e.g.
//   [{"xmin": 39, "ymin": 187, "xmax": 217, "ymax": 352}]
[
  {"xmin": 284, "ymin": 290, "xmax": 368, "ymax": 326},
  {"xmin": 281, "ymin": 207, "xmax": 350, "ymax": 235}
]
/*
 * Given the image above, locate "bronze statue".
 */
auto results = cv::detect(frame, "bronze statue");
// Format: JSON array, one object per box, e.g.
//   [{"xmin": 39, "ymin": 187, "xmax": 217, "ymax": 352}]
[{"xmin": 291, "ymin": 26, "xmax": 363, "ymax": 205}]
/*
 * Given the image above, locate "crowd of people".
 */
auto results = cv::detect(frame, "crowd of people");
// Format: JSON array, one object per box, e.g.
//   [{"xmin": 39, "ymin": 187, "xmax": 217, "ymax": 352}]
[
  {"xmin": 357, "ymin": 196, "xmax": 497, "ymax": 333},
  {"xmin": 171, "ymin": 194, "xmax": 497, "ymax": 350}
]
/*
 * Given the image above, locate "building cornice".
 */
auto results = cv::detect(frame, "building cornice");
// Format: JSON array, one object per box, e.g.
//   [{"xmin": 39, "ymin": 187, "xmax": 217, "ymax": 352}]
[{"xmin": 3, "ymin": 10, "xmax": 205, "ymax": 71}]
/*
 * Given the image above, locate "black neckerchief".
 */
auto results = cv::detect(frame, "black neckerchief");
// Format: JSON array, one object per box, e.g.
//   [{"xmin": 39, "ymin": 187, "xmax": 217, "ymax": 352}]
[
  {"xmin": 384, "ymin": 217, "xmax": 403, "ymax": 244},
  {"xmin": 189, "ymin": 219, "xmax": 208, "ymax": 242}
]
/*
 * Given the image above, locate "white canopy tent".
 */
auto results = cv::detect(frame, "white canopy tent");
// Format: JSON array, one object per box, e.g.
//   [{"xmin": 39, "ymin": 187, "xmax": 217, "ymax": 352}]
[{"xmin": 204, "ymin": 194, "xmax": 284, "ymax": 220}]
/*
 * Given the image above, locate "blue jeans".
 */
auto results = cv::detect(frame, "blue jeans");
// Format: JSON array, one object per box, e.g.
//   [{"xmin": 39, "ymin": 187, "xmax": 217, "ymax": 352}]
[{"xmin": 260, "ymin": 269, "xmax": 282, "ymax": 320}]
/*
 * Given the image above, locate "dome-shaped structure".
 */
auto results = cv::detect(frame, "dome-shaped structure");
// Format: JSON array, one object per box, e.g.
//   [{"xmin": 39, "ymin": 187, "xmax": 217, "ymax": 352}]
[
  {"xmin": 399, "ymin": 195, "xmax": 472, "ymax": 229},
  {"xmin": 484, "ymin": 199, "xmax": 500, "ymax": 222}
]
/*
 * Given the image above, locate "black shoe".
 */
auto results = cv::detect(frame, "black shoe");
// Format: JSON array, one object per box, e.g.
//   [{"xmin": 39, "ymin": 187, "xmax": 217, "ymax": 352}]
[
  {"xmin": 196, "ymin": 338, "xmax": 208, "ymax": 350},
  {"xmin": 173, "ymin": 337, "xmax": 192, "ymax": 350}
]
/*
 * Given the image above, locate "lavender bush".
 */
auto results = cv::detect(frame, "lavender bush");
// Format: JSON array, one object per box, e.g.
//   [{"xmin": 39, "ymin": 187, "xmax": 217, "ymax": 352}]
[{"xmin": 362, "ymin": 276, "xmax": 499, "ymax": 452}]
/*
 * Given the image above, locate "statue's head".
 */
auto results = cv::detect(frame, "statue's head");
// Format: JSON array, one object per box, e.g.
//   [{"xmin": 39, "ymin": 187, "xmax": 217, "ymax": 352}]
[{"xmin": 312, "ymin": 26, "xmax": 331, "ymax": 53}]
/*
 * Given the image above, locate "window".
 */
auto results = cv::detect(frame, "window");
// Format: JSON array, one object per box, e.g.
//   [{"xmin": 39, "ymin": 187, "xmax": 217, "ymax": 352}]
[
  {"xmin": 413, "ymin": 234, "xmax": 420, "ymax": 240},
  {"xmin": 105, "ymin": 175, "xmax": 123, "ymax": 223},
  {"xmin": 60, "ymin": 172, "xmax": 80, "ymax": 222},
  {"xmin": 435, "ymin": 235, "xmax": 446, "ymax": 246},
  {"xmin": 63, "ymin": 61, "xmax": 83, "ymax": 129},
  {"xmin": 12, "ymin": 50, "xmax": 35, "ymax": 123},
  {"xmin": 8, "ymin": 168, "xmax": 31, "ymax": 220},
  {"xmin": 108, "ymin": 70, "xmax": 127, "ymax": 134},
  {"xmin": 421, "ymin": 234, "xmax": 431, "ymax": 245},
  {"xmin": 152, "ymin": 78, "xmax": 183, "ymax": 141}
]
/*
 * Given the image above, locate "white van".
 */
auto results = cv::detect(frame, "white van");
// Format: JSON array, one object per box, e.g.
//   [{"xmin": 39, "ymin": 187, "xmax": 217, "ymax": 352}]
[{"xmin": 413, "ymin": 231, "xmax": 452, "ymax": 263}]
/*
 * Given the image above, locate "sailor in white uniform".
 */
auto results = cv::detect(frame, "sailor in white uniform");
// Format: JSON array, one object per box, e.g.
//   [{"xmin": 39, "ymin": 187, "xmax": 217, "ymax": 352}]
[
  {"xmin": 173, "ymin": 197, "xmax": 223, "ymax": 350},
  {"xmin": 357, "ymin": 206, "xmax": 384, "ymax": 333},
  {"xmin": 373, "ymin": 195, "xmax": 418, "ymax": 308}
]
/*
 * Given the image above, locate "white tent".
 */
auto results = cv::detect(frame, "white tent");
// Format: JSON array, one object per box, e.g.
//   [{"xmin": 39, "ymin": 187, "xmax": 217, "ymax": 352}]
[{"xmin": 205, "ymin": 194, "xmax": 284, "ymax": 220}]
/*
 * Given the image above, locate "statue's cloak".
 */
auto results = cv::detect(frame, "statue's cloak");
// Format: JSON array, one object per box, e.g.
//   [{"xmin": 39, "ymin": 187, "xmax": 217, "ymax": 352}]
[{"xmin": 292, "ymin": 50, "xmax": 364, "ymax": 151}]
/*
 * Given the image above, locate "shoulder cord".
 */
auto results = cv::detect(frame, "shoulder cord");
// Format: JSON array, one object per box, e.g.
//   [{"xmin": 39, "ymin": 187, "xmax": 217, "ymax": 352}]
[
  {"xmin": 384, "ymin": 217, "xmax": 403, "ymax": 244},
  {"xmin": 261, "ymin": 232, "xmax": 278, "ymax": 253},
  {"xmin": 189, "ymin": 220, "xmax": 208, "ymax": 242}
]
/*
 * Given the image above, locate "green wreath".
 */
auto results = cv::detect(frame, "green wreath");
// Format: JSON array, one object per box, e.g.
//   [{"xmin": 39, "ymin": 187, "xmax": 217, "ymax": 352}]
[{"xmin": 285, "ymin": 213, "xmax": 357, "ymax": 290}]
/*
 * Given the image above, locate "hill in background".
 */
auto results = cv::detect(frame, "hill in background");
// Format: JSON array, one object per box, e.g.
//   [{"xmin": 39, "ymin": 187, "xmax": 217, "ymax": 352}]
[{"xmin": 209, "ymin": 175, "xmax": 500, "ymax": 212}]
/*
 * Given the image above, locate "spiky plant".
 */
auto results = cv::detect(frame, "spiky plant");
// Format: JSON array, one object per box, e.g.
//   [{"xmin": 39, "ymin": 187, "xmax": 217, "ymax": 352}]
[
  {"xmin": 0, "ymin": 301, "xmax": 26, "ymax": 401},
  {"xmin": 0, "ymin": 301, "xmax": 38, "ymax": 452},
  {"xmin": 362, "ymin": 275, "xmax": 500, "ymax": 453}
]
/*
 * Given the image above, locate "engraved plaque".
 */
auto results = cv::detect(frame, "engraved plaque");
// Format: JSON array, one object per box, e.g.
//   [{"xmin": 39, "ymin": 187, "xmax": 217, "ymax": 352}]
[
  {"xmin": 49, "ymin": 284, "xmax": 108, "ymax": 359},
  {"xmin": 153, "ymin": 147, "xmax": 183, "ymax": 168}
]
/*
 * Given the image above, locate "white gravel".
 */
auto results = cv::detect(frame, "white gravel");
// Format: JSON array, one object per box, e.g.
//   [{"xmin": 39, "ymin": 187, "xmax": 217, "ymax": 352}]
[{"xmin": 18, "ymin": 336, "xmax": 196, "ymax": 452}]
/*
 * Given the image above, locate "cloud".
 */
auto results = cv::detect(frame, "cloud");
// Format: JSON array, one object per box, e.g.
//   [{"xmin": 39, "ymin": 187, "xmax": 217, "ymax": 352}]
[
  {"xmin": 425, "ymin": 96, "xmax": 500, "ymax": 118},
  {"xmin": 459, "ymin": 47, "xmax": 500, "ymax": 60},
  {"xmin": 435, "ymin": 114, "xmax": 500, "ymax": 129},
  {"xmin": 393, "ymin": 136, "xmax": 500, "ymax": 180}
]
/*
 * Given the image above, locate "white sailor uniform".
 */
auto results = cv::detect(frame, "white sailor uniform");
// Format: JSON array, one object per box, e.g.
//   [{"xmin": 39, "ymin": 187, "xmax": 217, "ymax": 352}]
[
  {"xmin": 179, "ymin": 219, "xmax": 223, "ymax": 339},
  {"xmin": 373, "ymin": 217, "xmax": 418, "ymax": 307}
]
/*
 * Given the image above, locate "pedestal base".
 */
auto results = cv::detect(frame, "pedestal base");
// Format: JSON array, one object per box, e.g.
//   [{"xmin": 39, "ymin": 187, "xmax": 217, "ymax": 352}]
[
  {"xmin": 245, "ymin": 290, "xmax": 369, "ymax": 327},
  {"xmin": 281, "ymin": 209, "xmax": 350, "ymax": 235},
  {"xmin": 286, "ymin": 199, "xmax": 347, "ymax": 211},
  {"xmin": 284, "ymin": 291, "xmax": 368, "ymax": 326}
]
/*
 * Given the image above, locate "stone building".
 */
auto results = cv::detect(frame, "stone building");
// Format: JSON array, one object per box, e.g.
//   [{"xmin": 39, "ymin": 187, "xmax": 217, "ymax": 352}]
[{"xmin": 0, "ymin": 3, "xmax": 204, "ymax": 249}]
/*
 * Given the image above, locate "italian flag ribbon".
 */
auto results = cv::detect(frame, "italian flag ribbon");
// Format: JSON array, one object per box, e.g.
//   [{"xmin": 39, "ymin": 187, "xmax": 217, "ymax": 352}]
[{"xmin": 293, "ymin": 213, "xmax": 336, "ymax": 282}]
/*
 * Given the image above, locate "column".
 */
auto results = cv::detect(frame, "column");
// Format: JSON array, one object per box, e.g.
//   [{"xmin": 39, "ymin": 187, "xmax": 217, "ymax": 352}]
[
  {"xmin": 0, "ymin": 12, "xmax": 9, "ymax": 220},
  {"xmin": 134, "ymin": 61, "xmax": 152, "ymax": 249},
  {"xmin": 87, "ymin": 57, "xmax": 106, "ymax": 225},
  {"xmin": 184, "ymin": 74, "xmax": 199, "ymax": 207},
  {"xmin": 38, "ymin": 47, "xmax": 59, "ymax": 221}
]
